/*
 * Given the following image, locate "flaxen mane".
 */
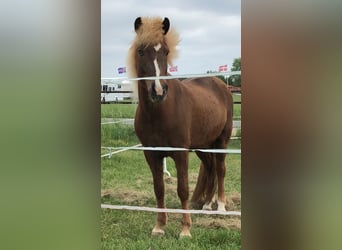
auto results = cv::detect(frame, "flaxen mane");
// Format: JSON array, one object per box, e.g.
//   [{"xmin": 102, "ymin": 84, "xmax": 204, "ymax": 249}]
[{"xmin": 127, "ymin": 17, "xmax": 180, "ymax": 79}]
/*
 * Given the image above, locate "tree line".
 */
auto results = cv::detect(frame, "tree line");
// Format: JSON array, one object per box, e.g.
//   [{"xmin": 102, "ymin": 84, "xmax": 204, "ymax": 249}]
[{"xmin": 207, "ymin": 57, "xmax": 241, "ymax": 87}]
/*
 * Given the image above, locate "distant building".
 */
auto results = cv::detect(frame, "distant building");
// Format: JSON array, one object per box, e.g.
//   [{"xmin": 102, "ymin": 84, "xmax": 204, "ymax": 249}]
[
  {"xmin": 228, "ymin": 85, "xmax": 241, "ymax": 93},
  {"xmin": 101, "ymin": 79, "xmax": 134, "ymax": 103}
]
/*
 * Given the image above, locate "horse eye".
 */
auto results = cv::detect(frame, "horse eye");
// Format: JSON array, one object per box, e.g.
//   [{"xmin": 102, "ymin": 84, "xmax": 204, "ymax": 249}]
[{"xmin": 138, "ymin": 49, "xmax": 144, "ymax": 56}]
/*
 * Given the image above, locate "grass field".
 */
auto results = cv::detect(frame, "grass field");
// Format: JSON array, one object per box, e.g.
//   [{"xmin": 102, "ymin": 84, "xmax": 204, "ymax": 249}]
[
  {"xmin": 101, "ymin": 93, "xmax": 241, "ymax": 120},
  {"xmin": 101, "ymin": 101, "xmax": 241, "ymax": 249}
]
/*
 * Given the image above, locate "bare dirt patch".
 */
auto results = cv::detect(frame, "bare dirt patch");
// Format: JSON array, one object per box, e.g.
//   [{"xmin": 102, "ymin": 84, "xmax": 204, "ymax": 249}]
[
  {"xmin": 164, "ymin": 176, "xmax": 178, "ymax": 196},
  {"xmin": 226, "ymin": 192, "xmax": 241, "ymax": 210},
  {"xmin": 195, "ymin": 217, "xmax": 241, "ymax": 231},
  {"xmin": 101, "ymin": 188, "xmax": 152, "ymax": 205},
  {"xmin": 194, "ymin": 191, "xmax": 241, "ymax": 231}
]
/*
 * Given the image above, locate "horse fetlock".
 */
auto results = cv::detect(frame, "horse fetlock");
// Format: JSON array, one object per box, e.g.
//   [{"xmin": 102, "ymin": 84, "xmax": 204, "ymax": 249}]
[
  {"xmin": 217, "ymin": 201, "xmax": 226, "ymax": 211},
  {"xmin": 202, "ymin": 201, "xmax": 213, "ymax": 210},
  {"xmin": 179, "ymin": 228, "xmax": 192, "ymax": 238}
]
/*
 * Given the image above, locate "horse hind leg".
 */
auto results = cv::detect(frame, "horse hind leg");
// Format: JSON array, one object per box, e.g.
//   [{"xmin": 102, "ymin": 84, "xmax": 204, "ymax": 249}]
[
  {"xmin": 215, "ymin": 152, "xmax": 227, "ymax": 211},
  {"xmin": 202, "ymin": 194, "xmax": 216, "ymax": 210},
  {"xmin": 202, "ymin": 157, "xmax": 217, "ymax": 211},
  {"xmin": 214, "ymin": 122, "xmax": 232, "ymax": 211},
  {"xmin": 192, "ymin": 152, "xmax": 217, "ymax": 210}
]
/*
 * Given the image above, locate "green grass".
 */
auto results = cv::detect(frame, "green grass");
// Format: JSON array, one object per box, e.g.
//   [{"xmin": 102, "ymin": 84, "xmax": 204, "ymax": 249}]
[
  {"xmin": 102, "ymin": 99, "xmax": 241, "ymax": 120},
  {"xmin": 232, "ymin": 94, "xmax": 241, "ymax": 120},
  {"xmin": 101, "ymin": 104, "xmax": 137, "ymax": 118},
  {"xmin": 101, "ymin": 123, "xmax": 140, "ymax": 147},
  {"xmin": 101, "ymin": 103, "xmax": 241, "ymax": 249},
  {"xmin": 101, "ymin": 209, "xmax": 241, "ymax": 249}
]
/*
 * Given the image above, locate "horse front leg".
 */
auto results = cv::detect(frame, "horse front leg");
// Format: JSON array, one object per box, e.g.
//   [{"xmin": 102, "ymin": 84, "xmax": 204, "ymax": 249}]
[
  {"xmin": 173, "ymin": 152, "xmax": 192, "ymax": 238},
  {"xmin": 144, "ymin": 151, "xmax": 167, "ymax": 236}
]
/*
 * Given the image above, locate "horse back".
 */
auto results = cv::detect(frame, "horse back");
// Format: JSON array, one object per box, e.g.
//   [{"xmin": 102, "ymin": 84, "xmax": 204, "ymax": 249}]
[{"xmin": 181, "ymin": 77, "xmax": 233, "ymax": 111}]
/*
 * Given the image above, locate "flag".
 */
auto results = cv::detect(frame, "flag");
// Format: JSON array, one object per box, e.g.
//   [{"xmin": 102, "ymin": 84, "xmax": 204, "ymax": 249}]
[
  {"xmin": 218, "ymin": 64, "xmax": 228, "ymax": 72},
  {"xmin": 169, "ymin": 65, "xmax": 178, "ymax": 72},
  {"xmin": 117, "ymin": 67, "xmax": 126, "ymax": 74}
]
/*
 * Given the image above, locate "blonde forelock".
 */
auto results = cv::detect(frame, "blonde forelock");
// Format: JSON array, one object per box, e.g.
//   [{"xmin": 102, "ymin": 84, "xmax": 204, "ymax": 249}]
[{"xmin": 127, "ymin": 16, "xmax": 180, "ymax": 78}]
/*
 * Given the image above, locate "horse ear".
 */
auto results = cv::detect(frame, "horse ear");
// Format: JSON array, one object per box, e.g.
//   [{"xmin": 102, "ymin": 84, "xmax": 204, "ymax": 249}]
[
  {"xmin": 162, "ymin": 17, "xmax": 170, "ymax": 35},
  {"xmin": 134, "ymin": 17, "xmax": 142, "ymax": 32}
]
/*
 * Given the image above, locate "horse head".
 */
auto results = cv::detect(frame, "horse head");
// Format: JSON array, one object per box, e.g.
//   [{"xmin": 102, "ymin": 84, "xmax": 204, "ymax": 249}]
[{"xmin": 132, "ymin": 17, "xmax": 174, "ymax": 103}]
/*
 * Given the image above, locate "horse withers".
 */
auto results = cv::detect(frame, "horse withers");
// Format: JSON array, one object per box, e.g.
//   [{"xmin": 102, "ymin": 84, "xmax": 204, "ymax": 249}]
[{"xmin": 127, "ymin": 16, "xmax": 233, "ymax": 238}]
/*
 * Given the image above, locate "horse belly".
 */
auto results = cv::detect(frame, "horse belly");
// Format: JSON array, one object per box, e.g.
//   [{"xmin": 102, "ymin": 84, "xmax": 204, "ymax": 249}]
[{"xmin": 189, "ymin": 103, "xmax": 227, "ymax": 148}]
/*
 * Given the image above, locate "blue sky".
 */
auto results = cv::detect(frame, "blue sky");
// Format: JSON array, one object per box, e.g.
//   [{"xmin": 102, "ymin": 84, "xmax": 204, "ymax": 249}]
[{"xmin": 101, "ymin": 0, "xmax": 241, "ymax": 77}]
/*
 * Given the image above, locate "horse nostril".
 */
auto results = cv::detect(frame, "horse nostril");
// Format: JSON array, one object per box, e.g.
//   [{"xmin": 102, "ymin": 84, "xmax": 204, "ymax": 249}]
[
  {"xmin": 150, "ymin": 82, "xmax": 168, "ymax": 102},
  {"xmin": 163, "ymin": 84, "xmax": 168, "ymax": 93}
]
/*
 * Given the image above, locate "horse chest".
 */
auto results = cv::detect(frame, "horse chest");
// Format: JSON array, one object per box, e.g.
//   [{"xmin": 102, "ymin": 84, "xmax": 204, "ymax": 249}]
[{"xmin": 135, "ymin": 113, "xmax": 188, "ymax": 146}]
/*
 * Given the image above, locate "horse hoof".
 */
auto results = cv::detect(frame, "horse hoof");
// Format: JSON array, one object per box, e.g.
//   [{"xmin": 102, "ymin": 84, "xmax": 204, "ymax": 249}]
[
  {"xmin": 151, "ymin": 227, "xmax": 165, "ymax": 236},
  {"xmin": 217, "ymin": 201, "xmax": 226, "ymax": 211},
  {"xmin": 202, "ymin": 202, "xmax": 213, "ymax": 210},
  {"xmin": 179, "ymin": 231, "xmax": 192, "ymax": 238}
]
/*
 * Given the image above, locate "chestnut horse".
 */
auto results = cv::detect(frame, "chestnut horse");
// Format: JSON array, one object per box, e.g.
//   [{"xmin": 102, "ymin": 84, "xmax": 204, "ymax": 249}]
[{"xmin": 127, "ymin": 17, "xmax": 233, "ymax": 238}]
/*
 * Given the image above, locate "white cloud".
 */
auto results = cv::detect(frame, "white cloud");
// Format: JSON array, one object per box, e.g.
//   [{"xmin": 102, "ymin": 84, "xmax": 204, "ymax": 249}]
[{"xmin": 101, "ymin": 0, "xmax": 241, "ymax": 77}]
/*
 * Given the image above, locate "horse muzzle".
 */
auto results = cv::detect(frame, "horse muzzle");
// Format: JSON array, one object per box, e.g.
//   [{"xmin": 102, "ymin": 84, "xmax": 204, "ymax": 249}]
[{"xmin": 150, "ymin": 81, "xmax": 168, "ymax": 102}]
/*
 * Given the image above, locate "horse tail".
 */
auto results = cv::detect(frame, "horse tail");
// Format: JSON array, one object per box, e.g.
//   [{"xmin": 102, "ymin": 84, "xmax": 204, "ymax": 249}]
[
  {"xmin": 191, "ymin": 163, "xmax": 207, "ymax": 208},
  {"xmin": 191, "ymin": 154, "xmax": 217, "ymax": 208}
]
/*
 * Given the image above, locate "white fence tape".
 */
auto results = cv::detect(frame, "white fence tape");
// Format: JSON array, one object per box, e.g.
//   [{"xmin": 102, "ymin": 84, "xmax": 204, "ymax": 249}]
[
  {"xmin": 101, "ymin": 144, "xmax": 142, "ymax": 158},
  {"xmin": 101, "ymin": 71, "xmax": 241, "ymax": 82},
  {"xmin": 101, "ymin": 119, "xmax": 240, "ymax": 127},
  {"xmin": 101, "ymin": 121, "xmax": 123, "ymax": 125},
  {"xmin": 101, "ymin": 204, "xmax": 241, "ymax": 216},
  {"xmin": 101, "ymin": 146, "xmax": 241, "ymax": 158}
]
